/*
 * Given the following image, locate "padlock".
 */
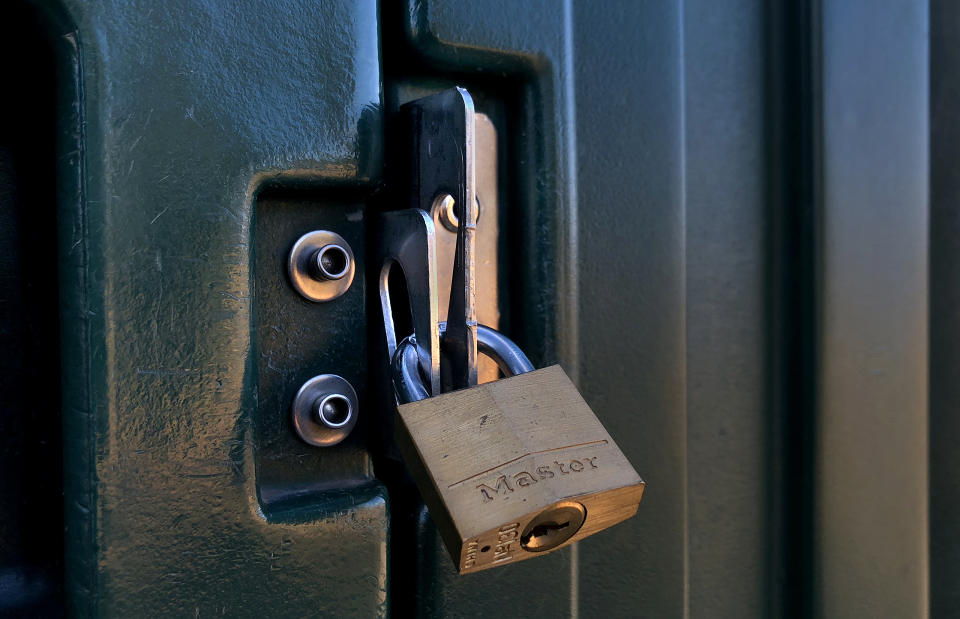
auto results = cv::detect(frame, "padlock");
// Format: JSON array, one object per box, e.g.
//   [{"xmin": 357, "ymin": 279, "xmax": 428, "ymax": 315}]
[
  {"xmin": 381, "ymin": 87, "xmax": 644, "ymax": 574},
  {"xmin": 392, "ymin": 325, "xmax": 646, "ymax": 574}
]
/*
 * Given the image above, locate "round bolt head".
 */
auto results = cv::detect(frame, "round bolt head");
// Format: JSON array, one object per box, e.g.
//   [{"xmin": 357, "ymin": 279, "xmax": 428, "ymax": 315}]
[
  {"xmin": 431, "ymin": 192, "xmax": 481, "ymax": 233},
  {"xmin": 288, "ymin": 230, "xmax": 355, "ymax": 302},
  {"xmin": 313, "ymin": 393, "xmax": 352, "ymax": 429},
  {"xmin": 432, "ymin": 193, "xmax": 459, "ymax": 232},
  {"xmin": 312, "ymin": 244, "xmax": 350, "ymax": 281},
  {"xmin": 291, "ymin": 374, "xmax": 359, "ymax": 447}
]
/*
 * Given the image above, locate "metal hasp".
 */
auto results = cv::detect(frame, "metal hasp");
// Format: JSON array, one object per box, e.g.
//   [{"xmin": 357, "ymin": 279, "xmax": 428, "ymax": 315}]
[
  {"xmin": 379, "ymin": 209, "xmax": 441, "ymax": 396},
  {"xmin": 405, "ymin": 87, "xmax": 479, "ymax": 392},
  {"xmin": 434, "ymin": 113, "xmax": 501, "ymax": 384}
]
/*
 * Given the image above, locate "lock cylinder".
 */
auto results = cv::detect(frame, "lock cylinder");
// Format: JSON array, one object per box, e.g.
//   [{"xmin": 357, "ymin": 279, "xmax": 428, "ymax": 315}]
[{"xmin": 520, "ymin": 501, "xmax": 587, "ymax": 553}]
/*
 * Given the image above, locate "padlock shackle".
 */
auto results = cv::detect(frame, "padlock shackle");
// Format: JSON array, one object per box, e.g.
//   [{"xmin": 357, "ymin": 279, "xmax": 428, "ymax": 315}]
[
  {"xmin": 392, "ymin": 335, "xmax": 432, "ymax": 405},
  {"xmin": 392, "ymin": 324, "xmax": 534, "ymax": 404},
  {"xmin": 468, "ymin": 324, "xmax": 535, "ymax": 377}
]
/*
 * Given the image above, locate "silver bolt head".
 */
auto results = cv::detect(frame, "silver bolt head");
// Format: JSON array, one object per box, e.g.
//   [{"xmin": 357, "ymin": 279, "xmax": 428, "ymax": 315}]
[
  {"xmin": 433, "ymin": 193, "xmax": 459, "ymax": 232},
  {"xmin": 312, "ymin": 393, "xmax": 352, "ymax": 429},
  {"xmin": 311, "ymin": 244, "xmax": 351, "ymax": 280}
]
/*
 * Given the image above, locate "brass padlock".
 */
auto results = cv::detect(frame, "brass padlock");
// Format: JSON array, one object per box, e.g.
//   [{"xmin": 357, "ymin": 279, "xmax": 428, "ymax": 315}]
[
  {"xmin": 392, "ymin": 326, "xmax": 645, "ymax": 574},
  {"xmin": 380, "ymin": 86, "xmax": 644, "ymax": 574}
]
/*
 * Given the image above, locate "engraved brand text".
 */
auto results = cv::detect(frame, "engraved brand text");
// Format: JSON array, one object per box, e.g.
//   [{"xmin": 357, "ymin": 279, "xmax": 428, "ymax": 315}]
[
  {"xmin": 475, "ymin": 456, "xmax": 599, "ymax": 503},
  {"xmin": 494, "ymin": 523, "xmax": 520, "ymax": 563},
  {"xmin": 464, "ymin": 540, "xmax": 479, "ymax": 569}
]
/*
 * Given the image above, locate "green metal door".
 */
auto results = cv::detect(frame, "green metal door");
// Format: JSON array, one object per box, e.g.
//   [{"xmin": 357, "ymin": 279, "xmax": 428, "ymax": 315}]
[{"xmin": 0, "ymin": 0, "xmax": 939, "ymax": 617}]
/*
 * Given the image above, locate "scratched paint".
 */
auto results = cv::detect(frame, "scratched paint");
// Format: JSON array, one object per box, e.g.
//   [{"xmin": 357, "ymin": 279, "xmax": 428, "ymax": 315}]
[{"xmin": 54, "ymin": 0, "xmax": 388, "ymax": 615}]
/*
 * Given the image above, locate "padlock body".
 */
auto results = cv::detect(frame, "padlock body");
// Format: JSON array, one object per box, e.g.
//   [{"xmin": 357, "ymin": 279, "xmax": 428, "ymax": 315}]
[{"xmin": 395, "ymin": 365, "xmax": 645, "ymax": 574}]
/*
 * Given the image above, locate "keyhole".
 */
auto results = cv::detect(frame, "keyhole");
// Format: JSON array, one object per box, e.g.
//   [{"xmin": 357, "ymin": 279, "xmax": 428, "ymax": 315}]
[
  {"xmin": 519, "ymin": 502, "xmax": 586, "ymax": 553},
  {"xmin": 521, "ymin": 520, "xmax": 570, "ymax": 547}
]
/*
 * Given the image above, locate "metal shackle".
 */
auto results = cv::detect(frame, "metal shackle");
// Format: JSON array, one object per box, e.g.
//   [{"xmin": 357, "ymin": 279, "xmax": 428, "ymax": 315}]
[{"xmin": 392, "ymin": 324, "xmax": 535, "ymax": 405}]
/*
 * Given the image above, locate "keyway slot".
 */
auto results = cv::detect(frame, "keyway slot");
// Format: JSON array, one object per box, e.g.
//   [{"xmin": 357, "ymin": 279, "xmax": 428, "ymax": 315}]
[
  {"xmin": 522, "ymin": 520, "xmax": 571, "ymax": 547},
  {"xmin": 520, "ymin": 502, "xmax": 587, "ymax": 553}
]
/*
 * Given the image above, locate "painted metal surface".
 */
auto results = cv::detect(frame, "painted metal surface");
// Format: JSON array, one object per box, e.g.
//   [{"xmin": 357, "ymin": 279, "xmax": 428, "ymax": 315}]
[
  {"xmin": 0, "ymin": 0, "xmax": 934, "ymax": 616},
  {"xmin": 380, "ymin": 0, "xmax": 685, "ymax": 615},
  {"xmin": 51, "ymin": 0, "xmax": 388, "ymax": 615},
  {"xmin": 683, "ymin": 0, "xmax": 770, "ymax": 615},
  {"xmin": 571, "ymin": 2, "xmax": 686, "ymax": 616},
  {"xmin": 43, "ymin": 0, "xmax": 742, "ymax": 615},
  {"xmin": 816, "ymin": 2, "xmax": 929, "ymax": 617},
  {"xmin": 932, "ymin": 2, "xmax": 960, "ymax": 617}
]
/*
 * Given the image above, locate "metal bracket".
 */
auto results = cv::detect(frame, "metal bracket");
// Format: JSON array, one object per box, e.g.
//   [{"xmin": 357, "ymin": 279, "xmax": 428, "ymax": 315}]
[
  {"xmin": 405, "ymin": 87, "xmax": 478, "ymax": 391},
  {"xmin": 379, "ymin": 209, "xmax": 441, "ymax": 396},
  {"xmin": 380, "ymin": 86, "xmax": 500, "ymax": 399}
]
